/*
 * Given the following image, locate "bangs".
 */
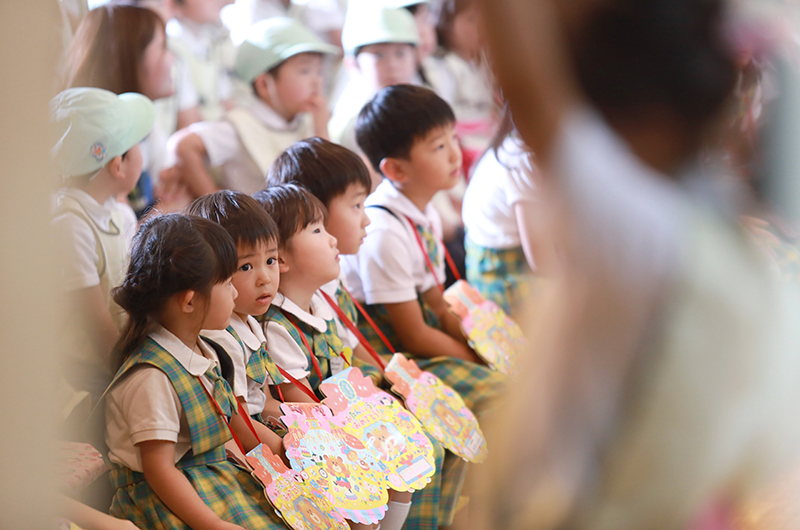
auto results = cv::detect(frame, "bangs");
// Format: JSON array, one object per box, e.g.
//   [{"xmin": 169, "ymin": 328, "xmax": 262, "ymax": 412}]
[{"xmin": 252, "ymin": 184, "xmax": 328, "ymax": 247}]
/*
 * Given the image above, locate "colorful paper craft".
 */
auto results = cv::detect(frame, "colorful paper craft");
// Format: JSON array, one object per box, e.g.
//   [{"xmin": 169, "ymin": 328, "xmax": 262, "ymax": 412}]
[
  {"xmin": 319, "ymin": 367, "xmax": 436, "ymax": 492},
  {"xmin": 246, "ymin": 443, "xmax": 349, "ymax": 530},
  {"xmin": 280, "ymin": 402, "xmax": 389, "ymax": 524},
  {"xmin": 443, "ymin": 279, "xmax": 526, "ymax": 375},
  {"xmin": 384, "ymin": 354, "xmax": 488, "ymax": 463}
]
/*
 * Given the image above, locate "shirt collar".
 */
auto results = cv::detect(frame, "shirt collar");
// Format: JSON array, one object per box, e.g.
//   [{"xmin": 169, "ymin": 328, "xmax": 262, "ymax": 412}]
[
  {"xmin": 56, "ymin": 187, "xmax": 117, "ymax": 229},
  {"xmin": 229, "ymin": 313, "xmax": 266, "ymax": 351},
  {"xmin": 150, "ymin": 325, "xmax": 215, "ymax": 376},
  {"xmin": 272, "ymin": 292, "xmax": 335, "ymax": 333},
  {"xmin": 366, "ymin": 180, "xmax": 439, "ymax": 228},
  {"xmin": 248, "ymin": 95, "xmax": 305, "ymax": 132}
]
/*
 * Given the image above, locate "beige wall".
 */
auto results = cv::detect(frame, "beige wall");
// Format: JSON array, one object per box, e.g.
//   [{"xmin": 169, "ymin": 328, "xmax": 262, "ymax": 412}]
[{"xmin": 0, "ymin": 0, "xmax": 62, "ymax": 527}]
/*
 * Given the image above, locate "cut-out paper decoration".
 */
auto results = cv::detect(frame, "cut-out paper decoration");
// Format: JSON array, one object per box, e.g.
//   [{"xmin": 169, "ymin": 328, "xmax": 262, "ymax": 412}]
[
  {"xmin": 319, "ymin": 367, "xmax": 436, "ymax": 492},
  {"xmin": 280, "ymin": 402, "xmax": 389, "ymax": 524},
  {"xmin": 443, "ymin": 280, "xmax": 526, "ymax": 376},
  {"xmin": 246, "ymin": 443, "xmax": 349, "ymax": 530},
  {"xmin": 384, "ymin": 354, "xmax": 488, "ymax": 463}
]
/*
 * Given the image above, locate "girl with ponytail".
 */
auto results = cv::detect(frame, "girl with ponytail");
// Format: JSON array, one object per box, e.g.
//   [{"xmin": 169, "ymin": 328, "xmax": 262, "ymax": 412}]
[{"xmin": 103, "ymin": 213, "xmax": 285, "ymax": 530}]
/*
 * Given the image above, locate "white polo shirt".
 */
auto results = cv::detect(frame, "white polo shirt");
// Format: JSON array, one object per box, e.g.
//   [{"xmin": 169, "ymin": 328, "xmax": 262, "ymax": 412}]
[
  {"xmin": 342, "ymin": 180, "xmax": 445, "ymax": 305},
  {"xmin": 105, "ymin": 326, "xmax": 222, "ymax": 472},
  {"xmin": 187, "ymin": 96, "xmax": 314, "ymax": 194},
  {"xmin": 265, "ymin": 291, "xmax": 354, "ymax": 381}
]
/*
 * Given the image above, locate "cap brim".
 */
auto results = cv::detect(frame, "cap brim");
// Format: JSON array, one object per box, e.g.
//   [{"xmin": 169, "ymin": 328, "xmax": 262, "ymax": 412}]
[
  {"xmin": 116, "ymin": 92, "xmax": 156, "ymax": 156},
  {"xmin": 283, "ymin": 41, "xmax": 341, "ymax": 61}
]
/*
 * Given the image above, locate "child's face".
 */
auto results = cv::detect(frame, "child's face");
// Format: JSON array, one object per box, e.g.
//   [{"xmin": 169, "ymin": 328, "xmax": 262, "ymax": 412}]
[
  {"xmin": 176, "ymin": 0, "xmax": 233, "ymax": 25},
  {"xmin": 325, "ymin": 184, "xmax": 370, "ymax": 255},
  {"xmin": 449, "ymin": 3, "xmax": 483, "ymax": 61},
  {"xmin": 232, "ymin": 239, "xmax": 280, "ymax": 317},
  {"xmin": 203, "ymin": 278, "xmax": 238, "ymax": 330},
  {"xmin": 268, "ymin": 53, "xmax": 324, "ymax": 118},
  {"xmin": 355, "ymin": 43, "xmax": 417, "ymax": 92},
  {"xmin": 412, "ymin": 5, "xmax": 437, "ymax": 61},
  {"xmin": 119, "ymin": 144, "xmax": 144, "ymax": 195},
  {"xmin": 401, "ymin": 123, "xmax": 463, "ymax": 193},
  {"xmin": 282, "ymin": 221, "xmax": 340, "ymax": 287},
  {"xmin": 138, "ymin": 28, "xmax": 174, "ymax": 101}
]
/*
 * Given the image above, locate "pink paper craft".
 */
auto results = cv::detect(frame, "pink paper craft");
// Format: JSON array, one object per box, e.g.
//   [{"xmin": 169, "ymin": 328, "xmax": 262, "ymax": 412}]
[
  {"xmin": 443, "ymin": 279, "xmax": 526, "ymax": 375},
  {"xmin": 319, "ymin": 367, "xmax": 436, "ymax": 492},
  {"xmin": 246, "ymin": 444, "xmax": 349, "ymax": 530},
  {"xmin": 384, "ymin": 354, "xmax": 488, "ymax": 463},
  {"xmin": 280, "ymin": 402, "xmax": 389, "ymax": 524}
]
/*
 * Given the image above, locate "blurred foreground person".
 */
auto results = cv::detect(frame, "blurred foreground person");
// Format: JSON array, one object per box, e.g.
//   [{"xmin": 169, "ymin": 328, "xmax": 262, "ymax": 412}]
[{"xmin": 471, "ymin": 0, "xmax": 800, "ymax": 529}]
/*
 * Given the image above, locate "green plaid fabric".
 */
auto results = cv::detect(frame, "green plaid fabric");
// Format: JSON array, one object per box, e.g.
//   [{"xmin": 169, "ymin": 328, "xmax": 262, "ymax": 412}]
[
  {"xmin": 226, "ymin": 325, "xmax": 285, "ymax": 386},
  {"xmin": 335, "ymin": 280, "xmax": 359, "ymax": 324},
  {"xmin": 107, "ymin": 339, "xmax": 284, "ymax": 529},
  {"xmin": 465, "ymin": 238, "xmax": 535, "ymax": 316},
  {"xmin": 112, "ymin": 338, "xmax": 233, "ymax": 454},
  {"xmin": 403, "ymin": 431, "xmax": 445, "ymax": 530},
  {"xmin": 263, "ymin": 306, "xmax": 352, "ymax": 395}
]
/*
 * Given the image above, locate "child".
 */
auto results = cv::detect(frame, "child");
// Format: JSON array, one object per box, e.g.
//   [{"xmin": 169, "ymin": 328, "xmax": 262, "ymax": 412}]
[
  {"xmin": 462, "ymin": 106, "xmax": 551, "ymax": 315},
  {"xmin": 265, "ymin": 138, "xmax": 464, "ymax": 529},
  {"xmin": 329, "ymin": 3, "xmax": 419, "ymax": 189},
  {"xmin": 104, "ymin": 213, "xmax": 285, "ymax": 530},
  {"xmin": 187, "ymin": 191, "xmax": 316, "ymax": 434},
  {"xmin": 166, "ymin": 0, "xmax": 238, "ymax": 124},
  {"xmin": 51, "ymin": 87, "xmax": 155, "ymax": 404},
  {"xmin": 346, "ymin": 84, "xmax": 506, "ymax": 417},
  {"xmin": 167, "ymin": 17, "xmax": 337, "ymax": 198},
  {"xmin": 252, "ymin": 183, "xmax": 418, "ymax": 530}
]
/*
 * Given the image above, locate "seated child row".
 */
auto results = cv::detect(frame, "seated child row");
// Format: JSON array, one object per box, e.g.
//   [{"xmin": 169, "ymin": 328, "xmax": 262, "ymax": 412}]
[{"xmin": 52, "ymin": 85, "xmax": 507, "ymax": 529}]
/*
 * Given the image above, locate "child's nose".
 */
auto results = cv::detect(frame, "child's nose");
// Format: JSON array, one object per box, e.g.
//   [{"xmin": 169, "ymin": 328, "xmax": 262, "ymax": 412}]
[
  {"xmin": 330, "ymin": 234, "xmax": 338, "ymax": 248},
  {"xmin": 231, "ymin": 284, "xmax": 238, "ymax": 301}
]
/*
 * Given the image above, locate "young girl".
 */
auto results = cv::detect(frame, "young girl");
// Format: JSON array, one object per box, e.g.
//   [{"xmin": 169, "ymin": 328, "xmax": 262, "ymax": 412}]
[
  {"xmin": 252, "ymin": 184, "xmax": 422, "ymax": 530},
  {"xmin": 461, "ymin": 106, "xmax": 553, "ymax": 315},
  {"xmin": 103, "ymin": 213, "xmax": 285, "ymax": 530},
  {"xmin": 63, "ymin": 4, "xmax": 182, "ymax": 215},
  {"xmin": 472, "ymin": 0, "xmax": 800, "ymax": 528}
]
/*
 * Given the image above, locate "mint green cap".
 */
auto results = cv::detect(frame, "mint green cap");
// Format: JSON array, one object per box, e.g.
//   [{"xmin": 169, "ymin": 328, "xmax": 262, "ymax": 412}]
[
  {"xmin": 50, "ymin": 88, "xmax": 155, "ymax": 179},
  {"xmin": 342, "ymin": 4, "xmax": 420, "ymax": 56},
  {"xmin": 235, "ymin": 17, "xmax": 339, "ymax": 83},
  {"xmin": 383, "ymin": 0, "xmax": 429, "ymax": 8}
]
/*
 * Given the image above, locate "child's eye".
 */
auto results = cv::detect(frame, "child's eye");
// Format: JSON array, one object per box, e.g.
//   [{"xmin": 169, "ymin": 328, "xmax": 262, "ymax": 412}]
[
  {"xmin": 239, "ymin": 263, "xmax": 252, "ymax": 272},
  {"xmin": 313, "ymin": 228, "xmax": 321, "ymax": 234},
  {"xmin": 267, "ymin": 257, "xmax": 277, "ymax": 266},
  {"xmin": 354, "ymin": 203, "xmax": 362, "ymax": 210}
]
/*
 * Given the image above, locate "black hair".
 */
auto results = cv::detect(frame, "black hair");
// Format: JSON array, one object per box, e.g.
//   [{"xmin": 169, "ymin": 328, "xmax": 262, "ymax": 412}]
[
  {"xmin": 186, "ymin": 190, "xmax": 279, "ymax": 250},
  {"xmin": 572, "ymin": 0, "xmax": 736, "ymax": 132},
  {"xmin": 111, "ymin": 213, "xmax": 237, "ymax": 369},
  {"xmin": 252, "ymin": 184, "xmax": 328, "ymax": 248},
  {"xmin": 355, "ymin": 84, "xmax": 456, "ymax": 174},
  {"xmin": 267, "ymin": 137, "xmax": 371, "ymax": 208}
]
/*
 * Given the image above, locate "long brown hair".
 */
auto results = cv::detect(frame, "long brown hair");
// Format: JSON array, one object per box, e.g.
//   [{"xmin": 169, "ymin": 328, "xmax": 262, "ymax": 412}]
[{"xmin": 62, "ymin": 4, "xmax": 164, "ymax": 94}]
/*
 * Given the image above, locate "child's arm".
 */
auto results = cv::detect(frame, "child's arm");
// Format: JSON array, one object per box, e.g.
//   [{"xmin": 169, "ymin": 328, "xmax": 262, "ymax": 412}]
[
  {"xmin": 277, "ymin": 377, "xmax": 318, "ymax": 404},
  {"xmin": 73, "ymin": 285, "xmax": 119, "ymax": 366},
  {"xmin": 138, "ymin": 440, "xmax": 244, "ymax": 530},
  {"xmin": 167, "ymin": 130, "xmax": 219, "ymax": 198},
  {"xmin": 383, "ymin": 297, "xmax": 481, "ymax": 363},
  {"xmin": 228, "ymin": 402, "xmax": 283, "ymax": 455},
  {"xmin": 352, "ymin": 343, "xmax": 382, "ymax": 369},
  {"xmin": 306, "ymin": 93, "xmax": 330, "ymax": 140}
]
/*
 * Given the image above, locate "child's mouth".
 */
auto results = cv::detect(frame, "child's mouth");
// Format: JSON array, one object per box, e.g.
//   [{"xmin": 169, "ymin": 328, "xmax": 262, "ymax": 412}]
[{"xmin": 256, "ymin": 294, "xmax": 272, "ymax": 305}]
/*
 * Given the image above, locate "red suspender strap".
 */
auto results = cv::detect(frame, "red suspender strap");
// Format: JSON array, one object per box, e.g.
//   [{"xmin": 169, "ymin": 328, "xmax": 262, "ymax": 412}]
[
  {"xmin": 341, "ymin": 285, "xmax": 397, "ymax": 355},
  {"xmin": 283, "ymin": 313, "xmax": 324, "ymax": 381},
  {"xmin": 199, "ymin": 382, "xmax": 247, "ymax": 455},
  {"xmin": 275, "ymin": 365, "xmax": 321, "ymax": 404},
  {"xmin": 320, "ymin": 291, "xmax": 387, "ymax": 371},
  {"xmin": 403, "ymin": 214, "xmax": 461, "ymax": 294}
]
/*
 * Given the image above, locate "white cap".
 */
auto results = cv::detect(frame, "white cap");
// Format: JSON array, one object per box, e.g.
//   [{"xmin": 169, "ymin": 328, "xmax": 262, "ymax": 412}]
[
  {"xmin": 50, "ymin": 88, "xmax": 155, "ymax": 179},
  {"xmin": 342, "ymin": 4, "xmax": 420, "ymax": 56}
]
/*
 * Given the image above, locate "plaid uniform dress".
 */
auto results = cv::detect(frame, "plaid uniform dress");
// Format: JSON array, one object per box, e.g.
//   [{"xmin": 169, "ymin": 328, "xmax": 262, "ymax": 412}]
[
  {"xmin": 107, "ymin": 338, "xmax": 285, "ymax": 530},
  {"xmin": 465, "ymin": 237, "xmax": 536, "ymax": 316}
]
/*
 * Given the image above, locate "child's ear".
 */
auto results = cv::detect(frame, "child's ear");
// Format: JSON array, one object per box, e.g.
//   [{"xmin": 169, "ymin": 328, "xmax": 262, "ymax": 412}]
[
  {"xmin": 379, "ymin": 158, "xmax": 407, "ymax": 184},
  {"xmin": 278, "ymin": 254, "xmax": 291, "ymax": 274},
  {"xmin": 106, "ymin": 155, "xmax": 125, "ymax": 181},
  {"xmin": 178, "ymin": 290, "xmax": 197, "ymax": 314},
  {"xmin": 253, "ymin": 72, "xmax": 270, "ymax": 101}
]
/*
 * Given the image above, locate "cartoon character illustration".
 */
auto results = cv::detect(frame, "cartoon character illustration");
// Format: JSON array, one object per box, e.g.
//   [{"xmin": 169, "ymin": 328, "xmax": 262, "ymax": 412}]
[
  {"xmin": 365, "ymin": 424, "xmax": 405, "ymax": 461},
  {"xmin": 325, "ymin": 455, "xmax": 352, "ymax": 490},
  {"xmin": 432, "ymin": 400, "xmax": 462, "ymax": 438},
  {"xmin": 294, "ymin": 496, "xmax": 332, "ymax": 528}
]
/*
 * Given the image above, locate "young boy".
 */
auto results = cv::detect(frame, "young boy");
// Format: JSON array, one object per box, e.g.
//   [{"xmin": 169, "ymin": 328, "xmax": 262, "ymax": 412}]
[
  {"xmin": 329, "ymin": 4, "xmax": 419, "ymax": 189},
  {"xmin": 188, "ymin": 191, "xmax": 303, "ymax": 453},
  {"xmin": 167, "ymin": 17, "xmax": 337, "ymax": 198},
  {"xmin": 51, "ymin": 87, "xmax": 155, "ymax": 404},
  {"xmin": 252, "ymin": 183, "xmax": 418, "ymax": 530},
  {"xmin": 345, "ymin": 84, "xmax": 506, "ymax": 418},
  {"xmin": 266, "ymin": 137, "xmax": 461, "ymax": 530},
  {"xmin": 166, "ymin": 0, "xmax": 237, "ymax": 124}
]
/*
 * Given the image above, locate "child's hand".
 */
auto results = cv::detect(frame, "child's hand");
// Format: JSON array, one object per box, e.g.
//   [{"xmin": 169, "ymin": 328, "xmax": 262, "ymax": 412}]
[{"xmin": 306, "ymin": 93, "xmax": 331, "ymax": 139}]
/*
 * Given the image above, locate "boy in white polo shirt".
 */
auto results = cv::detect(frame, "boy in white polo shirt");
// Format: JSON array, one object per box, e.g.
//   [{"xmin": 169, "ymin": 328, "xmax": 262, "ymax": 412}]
[
  {"xmin": 167, "ymin": 17, "xmax": 338, "ymax": 197},
  {"xmin": 51, "ymin": 87, "xmax": 155, "ymax": 404},
  {"xmin": 343, "ymin": 84, "xmax": 506, "ymax": 419}
]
